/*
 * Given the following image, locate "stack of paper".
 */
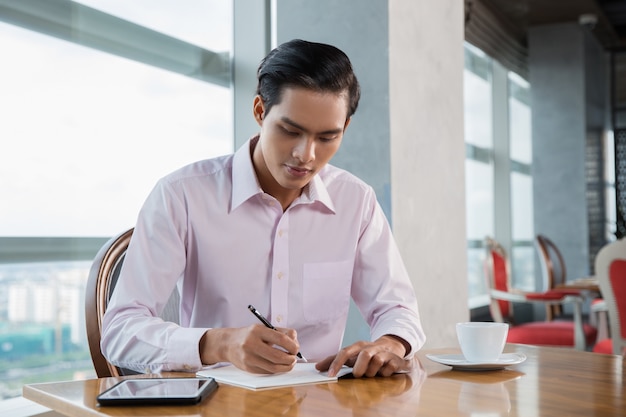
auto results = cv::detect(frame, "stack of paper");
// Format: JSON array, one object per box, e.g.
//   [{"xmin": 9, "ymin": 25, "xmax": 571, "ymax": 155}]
[{"xmin": 197, "ymin": 363, "xmax": 352, "ymax": 390}]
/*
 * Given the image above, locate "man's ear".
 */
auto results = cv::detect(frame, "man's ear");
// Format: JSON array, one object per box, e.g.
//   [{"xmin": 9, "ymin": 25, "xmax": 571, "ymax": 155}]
[{"xmin": 253, "ymin": 95, "xmax": 265, "ymax": 125}]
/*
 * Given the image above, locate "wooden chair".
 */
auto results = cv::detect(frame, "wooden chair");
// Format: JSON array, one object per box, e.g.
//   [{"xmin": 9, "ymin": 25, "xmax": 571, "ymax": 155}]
[
  {"xmin": 484, "ymin": 237, "xmax": 597, "ymax": 350},
  {"xmin": 536, "ymin": 234, "xmax": 608, "ymax": 337},
  {"xmin": 535, "ymin": 234, "xmax": 569, "ymax": 320},
  {"xmin": 592, "ymin": 238, "xmax": 626, "ymax": 356},
  {"xmin": 85, "ymin": 227, "xmax": 180, "ymax": 377}
]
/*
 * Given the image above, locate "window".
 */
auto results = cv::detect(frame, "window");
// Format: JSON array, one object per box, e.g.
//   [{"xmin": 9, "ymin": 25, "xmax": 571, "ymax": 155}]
[
  {"xmin": 464, "ymin": 42, "xmax": 534, "ymax": 307},
  {"xmin": 0, "ymin": 0, "xmax": 232, "ymax": 400},
  {"xmin": 464, "ymin": 44, "xmax": 494, "ymax": 307},
  {"xmin": 508, "ymin": 73, "xmax": 534, "ymax": 291}
]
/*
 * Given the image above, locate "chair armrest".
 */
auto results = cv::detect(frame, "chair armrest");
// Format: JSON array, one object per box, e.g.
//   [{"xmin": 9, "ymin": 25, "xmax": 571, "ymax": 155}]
[{"xmin": 490, "ymin": 289, "xmax": 527, "ymax": 302}]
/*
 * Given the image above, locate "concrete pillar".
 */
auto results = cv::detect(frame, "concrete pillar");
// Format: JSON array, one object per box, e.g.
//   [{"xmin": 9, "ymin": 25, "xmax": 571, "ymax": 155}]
[
  {"xmin": 529, "ymin": 23, "xmax": 608, "ymax": 285},
  {"xmin": 389, "ymin": 1, "xmax": 467, "ymax": 348}
]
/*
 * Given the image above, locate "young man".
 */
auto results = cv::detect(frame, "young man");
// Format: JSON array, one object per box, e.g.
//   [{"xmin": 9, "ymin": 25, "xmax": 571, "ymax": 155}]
[{"xmin": 101, "ymin": 39, "xmax": 425, "ymax": 378}]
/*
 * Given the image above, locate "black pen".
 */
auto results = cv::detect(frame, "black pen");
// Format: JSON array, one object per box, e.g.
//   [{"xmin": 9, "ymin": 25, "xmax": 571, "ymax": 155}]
[{"xmin": 248, "ymin": 304, "xmax": 307, "ymax": 362}]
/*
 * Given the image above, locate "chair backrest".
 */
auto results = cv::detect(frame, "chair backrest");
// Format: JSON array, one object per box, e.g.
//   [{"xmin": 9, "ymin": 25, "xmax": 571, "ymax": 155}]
[
  {"xmin": 595, "ymin": 238, "xmax": 626, "ymax": 356},
  {"xmin": 484, "ymin": 236, "xmax": 513, "ymax": 322},
  {"xmin": 85, "ymin": 228, "xmax": 133, "ymax": 377},
  {"xmin": 85, "ymin": 227, "xmax": 180, "ymax": 377},
  {"xmin": 535, "ymin": 234, "xmax": 567, "ymax": 291}
]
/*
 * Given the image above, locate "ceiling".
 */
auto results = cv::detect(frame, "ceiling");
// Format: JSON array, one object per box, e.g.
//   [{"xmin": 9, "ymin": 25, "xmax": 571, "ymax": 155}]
[{"xmin": 482, "ymin": 0, "xmax": 626, "ymax": 51}]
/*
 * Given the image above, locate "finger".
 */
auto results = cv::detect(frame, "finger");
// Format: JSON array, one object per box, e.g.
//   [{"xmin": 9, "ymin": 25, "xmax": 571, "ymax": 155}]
[
  {"xmin": 315, "ymin": 355, "xmax": 334, "ymax": 372},
  {"xmin": 364, "ymin": 354, "xmax": 386, "ymax": 378},
  {"xmin": 274, "ymin": 327, "xmax": 301, "ymax": 355},
  {"xmin": 327, "ymin": 345, "xmax": 361, "ymax": 377},
  {"xmin": 245, "ymin": 326, "xmax": 298, "ymax": 367},
  {"xmin": 377, "ymin": 359, "xmax": 398, "ymax": 377},
  {"xmin": 245, "ymin": 356, "xmax": 297, "ymax": 374},
  {"xmin": 276, "ymin": 327, "xmax": 298, "ymax": 341},
  {"xmin": 350, "ymin": 349, "xmax": 377, "ymax": 378}
]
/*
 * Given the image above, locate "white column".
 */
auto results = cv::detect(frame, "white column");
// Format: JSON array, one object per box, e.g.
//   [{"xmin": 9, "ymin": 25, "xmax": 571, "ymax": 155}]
[{"xmin": 389, "ymin": 0, "xmax": 468, "ymax": 348}]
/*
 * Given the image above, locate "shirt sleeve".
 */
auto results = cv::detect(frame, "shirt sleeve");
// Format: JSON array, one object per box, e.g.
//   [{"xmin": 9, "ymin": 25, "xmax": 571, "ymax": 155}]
[
  {"xmin": 350, "ymin": 188, "xmax": 426, "ymax": 357},
  {"xmin": 100, "ymin": 180, "xmax": 207, "ymax": 373}
]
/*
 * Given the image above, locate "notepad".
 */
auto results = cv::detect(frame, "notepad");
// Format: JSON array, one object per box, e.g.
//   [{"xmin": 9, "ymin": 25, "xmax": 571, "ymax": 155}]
[{"xmin": 196, "ymin": 362, "xmax": 352, "ymax": 390}]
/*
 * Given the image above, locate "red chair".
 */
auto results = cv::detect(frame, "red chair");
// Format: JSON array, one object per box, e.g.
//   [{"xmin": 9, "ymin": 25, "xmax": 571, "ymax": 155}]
[
  {"xmin": 484, "ymin": 237, "xmax": 597, "ymax": 350},
  {"xmin": 592, "ymin": 238, "xmax": 626, "ymax": 356},
  {"xmin": 535, "ymin": 234, "xmax": 605, "ymax": 331}
]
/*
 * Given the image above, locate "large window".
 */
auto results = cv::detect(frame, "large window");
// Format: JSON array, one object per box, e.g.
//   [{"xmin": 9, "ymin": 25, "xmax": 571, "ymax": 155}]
[
  {"xmin": 464, "ymin": 44, "xmax": 494, "ymax": 306},
  {"xmin": 464, "ymin": 43, "xmax": 534, "ymax": 307},
  {"xmin": 508, "ymin": 73, "xmax": 534, "ymax": 291},
  {"xmin": 0, "ymin": 0, "xmax": 232, "ymax": 400}
]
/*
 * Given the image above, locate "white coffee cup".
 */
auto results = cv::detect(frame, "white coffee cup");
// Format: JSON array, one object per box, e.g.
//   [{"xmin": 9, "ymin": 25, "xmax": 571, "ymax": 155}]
[{"xmin": 456, "ymin": 322, "xmax": 509, "ymax": 363}]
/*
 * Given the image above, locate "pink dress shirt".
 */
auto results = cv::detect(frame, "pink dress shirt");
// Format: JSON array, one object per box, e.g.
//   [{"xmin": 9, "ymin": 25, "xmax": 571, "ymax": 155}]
[{"xmin": 101, "ymin": 138, "xmax": 425, "ymax": 373}]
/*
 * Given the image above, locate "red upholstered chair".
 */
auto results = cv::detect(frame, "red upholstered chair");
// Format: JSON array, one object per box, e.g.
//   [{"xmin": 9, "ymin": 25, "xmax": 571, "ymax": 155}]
[
  {"xmin": 592, "ymin": 238, "xmax": 626, "ymax": 356},
  {"xmin": 535, "ymin": 234, "xmax": 605, "ymax": 327},
  {"xmin": 484, "ymin": 237, "xmax": 597, "ymax": 350}
]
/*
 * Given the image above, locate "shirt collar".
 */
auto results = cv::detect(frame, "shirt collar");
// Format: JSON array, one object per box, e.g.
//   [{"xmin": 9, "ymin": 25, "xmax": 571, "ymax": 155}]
[
  {"xmin": 231, "ymin": 137, "xmax": 264, "ymax": 211},
  {"xmin": 230, "ymin": 136, "xmax": 336, "ymax": 213},
  {"xmin": 299, "ymin": 171, "xmax": 335, "ymax": 213}
]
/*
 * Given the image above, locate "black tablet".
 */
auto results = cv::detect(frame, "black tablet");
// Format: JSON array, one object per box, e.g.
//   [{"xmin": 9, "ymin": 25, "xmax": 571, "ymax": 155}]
[{"xmin": 97, "ymin": 378, "xmax": 217, "ymax": 406}]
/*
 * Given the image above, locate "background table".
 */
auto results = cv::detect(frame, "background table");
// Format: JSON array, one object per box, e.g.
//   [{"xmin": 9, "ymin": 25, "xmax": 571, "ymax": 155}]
[{"xmin": 23, "ymin": 344, "xmax": 625, "ymax": 416}]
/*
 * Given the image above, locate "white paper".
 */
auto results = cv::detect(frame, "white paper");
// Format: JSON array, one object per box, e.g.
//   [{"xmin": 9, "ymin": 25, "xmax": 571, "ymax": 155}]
[{"xmin": 196, "ymin": 362, "xmax": 352, "ymax": 390}]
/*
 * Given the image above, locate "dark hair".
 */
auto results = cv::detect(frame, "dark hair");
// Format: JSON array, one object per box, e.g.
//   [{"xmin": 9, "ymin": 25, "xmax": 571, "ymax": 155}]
[{"xmin": 256, "ymin": 39, "xmax": 360, "ymax": 119}]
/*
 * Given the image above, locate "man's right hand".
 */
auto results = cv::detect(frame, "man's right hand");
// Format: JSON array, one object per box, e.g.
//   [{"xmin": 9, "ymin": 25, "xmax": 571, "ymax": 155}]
[{"xmin": 199, "ymin": 324, "xmax": 300, "ymax": 374}]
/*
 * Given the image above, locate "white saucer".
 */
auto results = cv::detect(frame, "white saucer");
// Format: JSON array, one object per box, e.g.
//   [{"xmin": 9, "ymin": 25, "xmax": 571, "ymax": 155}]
[{"xmin": 426, "ymin": 353, "xmax": 527, "ymax": 371}]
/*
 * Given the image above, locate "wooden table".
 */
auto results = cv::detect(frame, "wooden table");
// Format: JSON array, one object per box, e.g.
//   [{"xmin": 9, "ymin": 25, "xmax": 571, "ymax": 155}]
[
  {"xmin": 555, "ymin": 276, "xmax": 600, "ymax": 292},
  {"xmin": 23, "ymin": 344, "xmax": 624, "ymax": 416}
]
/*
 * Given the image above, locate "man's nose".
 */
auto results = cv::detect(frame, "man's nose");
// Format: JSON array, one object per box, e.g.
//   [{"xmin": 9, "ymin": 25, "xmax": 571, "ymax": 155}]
[{"xmin": 293, "ymin": 137, "xmax": 315, "ymax": 163}]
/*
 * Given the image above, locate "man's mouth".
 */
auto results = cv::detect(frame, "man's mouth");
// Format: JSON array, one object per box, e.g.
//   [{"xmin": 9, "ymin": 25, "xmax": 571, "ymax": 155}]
[{"xmin": 285, "ymin": 165, "xmax": 311, "ymax": 177}]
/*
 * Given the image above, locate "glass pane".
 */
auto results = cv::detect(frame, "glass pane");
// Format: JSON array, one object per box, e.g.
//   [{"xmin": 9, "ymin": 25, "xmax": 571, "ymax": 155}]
[
  {"xmin": 0, "ymin": 20, "xmax": 232, "ymax": 238},
  {"xmin": 76, "ymin": 0, "xmax": 231, "ymax": 51},
  {"xmin": 464, "ymin": 46, "xmax": 493, "ymax": 149},
  {"xmin": 605, "ymin": 130, "xmax": 616, "ymax": 239},
  {"xmin": 465, "ymin": 159, "xmax": 494, "ymax": 240},
  {"xmin": 509, "ymin": 73, "xmax": 532, "ymax": 164},
  {"xmin": 510, "ymin": 173, "xmax": 534, "ymax": 241},
  {"xmin": 465, "ymin": 158, "xmax": 493, "ymax": 304},
  {"xmin": 467, "ymin": 247, "xmax": 488, "ymax": 300},
  {"xmin": 511, "ymin": 246, "xmax": 535, "ymax": 292}
]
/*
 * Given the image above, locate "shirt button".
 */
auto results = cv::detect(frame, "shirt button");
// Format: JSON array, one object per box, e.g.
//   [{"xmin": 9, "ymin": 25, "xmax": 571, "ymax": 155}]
[
  {"xmin": 278, "ymin": 229, "xmax": 284, "ymax": 237},
  {"xmin": 276, "ymin": 315, "xmax": 283, "ymax": 323},
  {"xmin": 277, "ymin": 272, "xmax": 284, "ymax": 279}
]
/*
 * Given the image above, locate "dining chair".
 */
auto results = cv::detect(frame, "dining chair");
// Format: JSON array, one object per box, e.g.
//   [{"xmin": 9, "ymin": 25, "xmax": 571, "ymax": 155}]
[
  {"xmin": 484, "ymin": 237, "xmax": 597, "ymax": 351},
  {"xmin": 535, "ymin": 234, "xmax": 567, "ymax": 292},
  {"xmin": 85, "ymin": 227, "xmax": 180, "ymax": 377},
  {"xmin": 535, "ymin": 234, "xmax": 608, "ymax": 337},
  {"xmin": 591, "ymin": 238, "xmax": 626, "ymax": 356},
  {"xmin": 535, "ymin": 234, "xmax": 575, "ymax": 320}
]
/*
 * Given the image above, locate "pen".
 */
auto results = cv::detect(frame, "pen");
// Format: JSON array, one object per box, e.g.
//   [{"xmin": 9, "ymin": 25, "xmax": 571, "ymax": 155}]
[{"xmin": 248, "ymin": 304, "xmax": 307, "ymax": 362}]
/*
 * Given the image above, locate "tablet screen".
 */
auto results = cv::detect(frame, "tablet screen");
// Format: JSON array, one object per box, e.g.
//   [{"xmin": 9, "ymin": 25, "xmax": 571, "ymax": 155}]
[{"xmin": 97, "ymin": 378, "xmax": 217, "ymax": 406}]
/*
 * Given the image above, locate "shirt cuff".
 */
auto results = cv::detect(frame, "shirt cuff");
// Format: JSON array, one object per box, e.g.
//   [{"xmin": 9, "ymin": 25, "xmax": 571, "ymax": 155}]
[{"xmin": 166, "ymin": 326, "xmax": 210, "ymax": 372}]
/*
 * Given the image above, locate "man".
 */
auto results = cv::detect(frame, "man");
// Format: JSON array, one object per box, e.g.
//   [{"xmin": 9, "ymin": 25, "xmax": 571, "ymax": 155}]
[{"xmin": 101, "ymin": 39, "xmax": 425, "ymax": 378}]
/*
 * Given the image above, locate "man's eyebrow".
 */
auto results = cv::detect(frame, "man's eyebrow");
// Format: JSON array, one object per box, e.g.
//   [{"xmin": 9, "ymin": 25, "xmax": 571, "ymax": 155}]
[{"xmin": 280, "ymin": 116, "xmax": 344, "ymax": 135}]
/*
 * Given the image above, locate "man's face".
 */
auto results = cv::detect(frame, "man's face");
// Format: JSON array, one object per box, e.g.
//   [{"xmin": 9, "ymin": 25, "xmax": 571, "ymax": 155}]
[{"xmin": 252, "ymin": 87, "xmax": 351, "ymax": 205}]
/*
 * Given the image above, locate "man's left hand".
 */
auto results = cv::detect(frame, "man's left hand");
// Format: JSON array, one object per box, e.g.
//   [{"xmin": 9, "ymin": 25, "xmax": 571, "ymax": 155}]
[{"xmin": 315, "ymin": 335, "xmax": 412, "ymax": 378}]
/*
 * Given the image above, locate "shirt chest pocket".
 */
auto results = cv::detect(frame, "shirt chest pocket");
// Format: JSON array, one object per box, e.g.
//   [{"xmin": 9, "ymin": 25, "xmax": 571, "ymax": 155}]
[{"xmin": 302, "ymin": 260, "xmax": 353, "ymax": 323}]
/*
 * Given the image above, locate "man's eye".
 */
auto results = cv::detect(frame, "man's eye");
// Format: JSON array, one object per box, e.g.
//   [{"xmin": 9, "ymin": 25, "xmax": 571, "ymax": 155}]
[{"xmin": 281, "ymin": 127, "xmax": 299, "ymax": 136}]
